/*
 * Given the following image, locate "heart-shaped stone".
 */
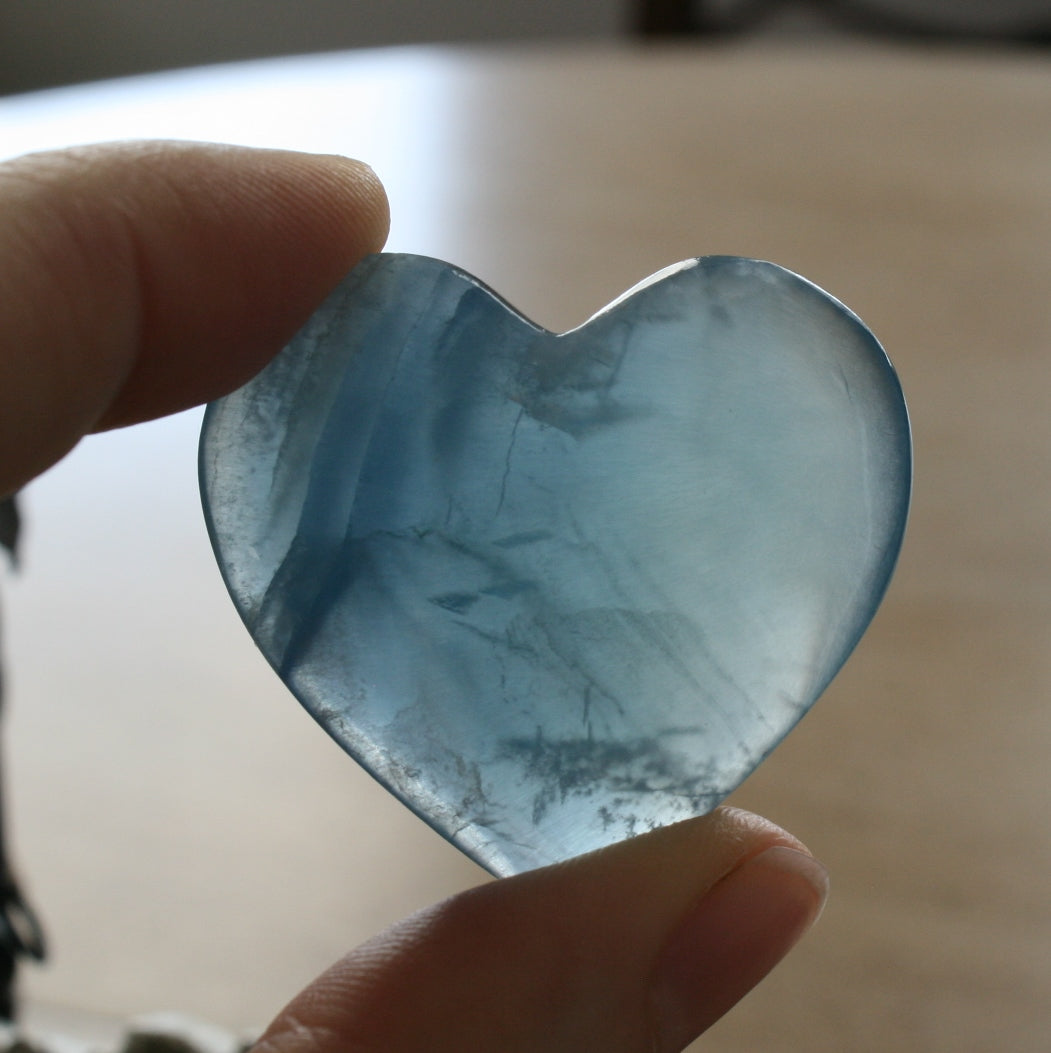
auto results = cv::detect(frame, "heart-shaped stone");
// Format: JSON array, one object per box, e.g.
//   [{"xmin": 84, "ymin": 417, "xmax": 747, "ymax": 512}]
[{"xmin": 200, "ymin": 254, "xmax": 910, "ymax": 875}]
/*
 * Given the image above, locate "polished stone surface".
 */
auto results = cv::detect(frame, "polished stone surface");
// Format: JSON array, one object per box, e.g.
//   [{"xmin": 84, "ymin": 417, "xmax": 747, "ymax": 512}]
[{"xmin": 200, "ymin": 253, "xmax": 910, "ymax": 875}]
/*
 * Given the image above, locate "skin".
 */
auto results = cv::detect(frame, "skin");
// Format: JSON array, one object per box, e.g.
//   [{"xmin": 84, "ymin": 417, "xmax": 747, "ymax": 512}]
[{"xmin": 0, "ymin": 141, "xmax": 828, "ymax": 1052}]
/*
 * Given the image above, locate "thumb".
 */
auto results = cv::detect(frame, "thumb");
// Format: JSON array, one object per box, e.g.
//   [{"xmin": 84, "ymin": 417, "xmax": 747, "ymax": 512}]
[{"xmin": 255, "ymin": 808, "xmax": 827, "ymax": 1053}]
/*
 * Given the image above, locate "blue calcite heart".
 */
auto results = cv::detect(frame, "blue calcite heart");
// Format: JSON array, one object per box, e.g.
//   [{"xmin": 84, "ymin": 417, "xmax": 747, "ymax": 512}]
[{"xmin": 200, "ymin": 254, "xmax": 910, "ymax": 875}]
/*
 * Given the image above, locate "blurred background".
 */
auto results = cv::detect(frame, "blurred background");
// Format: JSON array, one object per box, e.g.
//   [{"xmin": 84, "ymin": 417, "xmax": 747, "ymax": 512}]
[
  {"xmin": 2, "ymin": 0, "xmax": 1049, "ymax": 94},
  {"xmin": 1, "ymin": 2, "xmax": 1049, "ymax": 1051}
]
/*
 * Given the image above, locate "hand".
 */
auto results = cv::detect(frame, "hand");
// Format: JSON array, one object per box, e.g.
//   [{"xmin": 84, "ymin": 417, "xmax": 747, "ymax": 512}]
[{"xmin": 0, "ymin": 142, "xmax": 828, "ymax": 1052}]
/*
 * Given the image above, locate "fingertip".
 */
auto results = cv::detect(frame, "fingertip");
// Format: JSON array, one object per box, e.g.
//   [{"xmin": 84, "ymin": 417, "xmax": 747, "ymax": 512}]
[
  {"xmin": 88, "ymin": 142, "xmax": 393, "ymax": 431},
  {"xmin": 0, "ymin": 140, "xmax": 391, "ymax": 493},
  {"xmin": 650, "ymin": 843, "xmax": 828, "ymax": 1050},
  {"xmin": 314, "ymin": 154, "xmax": 391, "ymax": 252}
]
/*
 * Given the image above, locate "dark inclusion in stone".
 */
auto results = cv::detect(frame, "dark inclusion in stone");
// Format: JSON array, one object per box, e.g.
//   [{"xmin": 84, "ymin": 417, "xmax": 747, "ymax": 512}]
[{"xmin": 200, "ymin": 254, "xmax": 910, "ymax": 876}]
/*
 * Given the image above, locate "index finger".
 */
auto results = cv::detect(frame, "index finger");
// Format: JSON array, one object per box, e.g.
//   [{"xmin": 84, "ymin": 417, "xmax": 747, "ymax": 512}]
[{"xmin": 0, "ymin": 141, "xmax": 388, "ymax": 495}]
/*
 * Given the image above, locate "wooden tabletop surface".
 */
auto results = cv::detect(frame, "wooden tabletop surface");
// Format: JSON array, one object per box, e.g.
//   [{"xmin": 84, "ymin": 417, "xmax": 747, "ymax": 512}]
[{"xmin": 2, "ymin": 41, "xmax": 1049, "ymax": 1051}]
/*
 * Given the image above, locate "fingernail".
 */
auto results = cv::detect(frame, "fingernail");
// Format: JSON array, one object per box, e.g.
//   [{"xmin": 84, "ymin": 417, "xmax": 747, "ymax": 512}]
[{"xmin": 650, "ymin": 845, "xmax": 829, "ymax": 1051}]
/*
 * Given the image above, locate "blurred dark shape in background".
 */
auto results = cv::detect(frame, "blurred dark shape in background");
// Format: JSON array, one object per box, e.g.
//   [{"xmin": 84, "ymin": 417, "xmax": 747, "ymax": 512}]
[
  {"xmin": 0, "ymin": 502, "xmax": 17, "ymax": 570},
  {"xmin": 638, "ymin": 0, "xmax": 1051, "ymax": 40},
  {"xmin": 0, "ymin": 497, "xmax": 47, "ymax": 1020},
  {"xmin": 3, "ymin": 1, "xmax": 1047, "ymax": 97}
]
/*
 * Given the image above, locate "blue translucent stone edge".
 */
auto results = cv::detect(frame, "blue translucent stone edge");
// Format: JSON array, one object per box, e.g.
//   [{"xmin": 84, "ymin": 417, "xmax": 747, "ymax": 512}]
[{"xmin": 199, "ymin": 253, "xmax": 912, "ymax": 875}]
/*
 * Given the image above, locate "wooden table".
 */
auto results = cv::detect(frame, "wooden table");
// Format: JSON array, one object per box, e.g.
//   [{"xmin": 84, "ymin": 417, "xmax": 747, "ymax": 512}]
[{"xmin": 2, "ymin": 41, "xmax": 1049, "ymax": 1051}]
